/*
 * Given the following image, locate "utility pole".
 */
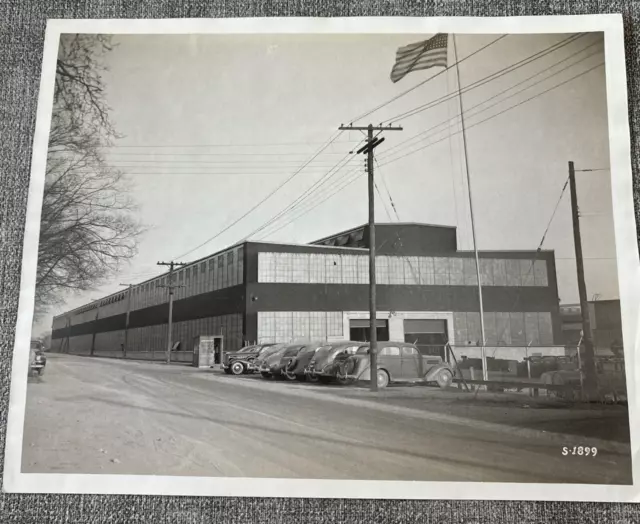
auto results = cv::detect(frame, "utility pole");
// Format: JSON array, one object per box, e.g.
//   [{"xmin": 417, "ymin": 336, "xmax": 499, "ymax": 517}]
[
  {"xmin": 339, "ymin": 123, "xmax": 402, "ymax": 391},
  {"xmin": 157, "ymin": 261, "xmax": 188, "ymax": 364},
  {"xmin": 568, "ymin": 161, "xmax": 598, "ymax": 395},
  {"xmin": 119, "ymin": 283, "xmax": 133, "ymax": 358},
  {"xmin": 90, "ymin": 300, "xmax": 100, "ymax": 356}
]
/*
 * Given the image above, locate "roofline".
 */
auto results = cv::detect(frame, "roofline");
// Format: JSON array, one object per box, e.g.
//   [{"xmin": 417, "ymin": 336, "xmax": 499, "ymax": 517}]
[
  {"xmin": 310, "ymin": 222, "xmax": 457, "ymax": 244},
  {"xmin": 247, "ymin": 240, "xmax": 368, "ymax": 251}
]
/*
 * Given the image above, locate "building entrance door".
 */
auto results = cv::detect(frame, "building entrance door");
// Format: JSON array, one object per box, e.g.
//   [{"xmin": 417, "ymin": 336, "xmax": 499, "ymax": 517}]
[{"xmin": 403, "ymin": 319, "xmax": 447, "ymax": 360}]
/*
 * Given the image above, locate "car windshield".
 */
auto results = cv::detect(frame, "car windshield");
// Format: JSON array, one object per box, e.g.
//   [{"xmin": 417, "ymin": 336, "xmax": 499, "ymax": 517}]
[
  {"xmin": 239, "ymin": 345, "xmax": 258, "ymax": 353},
  {"xmin": 356, "ymin": 345, "xmax": 369, "ymax": 354},
  {"xmin": 30, "ymin": 341, "xmax": 42, "ymax": 350}
]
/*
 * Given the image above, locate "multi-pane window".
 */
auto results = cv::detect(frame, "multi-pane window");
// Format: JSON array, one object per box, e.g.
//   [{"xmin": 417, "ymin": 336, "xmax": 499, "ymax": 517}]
[{"xmin": 257, "ymin": 252, "xmax": 550, "ymax": 288}]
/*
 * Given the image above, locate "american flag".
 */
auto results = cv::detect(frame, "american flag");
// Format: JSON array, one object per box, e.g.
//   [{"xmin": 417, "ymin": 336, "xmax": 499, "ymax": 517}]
[{"xmin": 390, "ymin": 33, "xmax": 449, "ymax": 83}]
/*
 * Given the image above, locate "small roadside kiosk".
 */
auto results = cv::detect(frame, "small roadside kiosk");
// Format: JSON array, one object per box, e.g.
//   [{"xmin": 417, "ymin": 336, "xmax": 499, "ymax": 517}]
[{"xmin": 193, "ymin": 335, "xmax": 224, "ymax": 369}]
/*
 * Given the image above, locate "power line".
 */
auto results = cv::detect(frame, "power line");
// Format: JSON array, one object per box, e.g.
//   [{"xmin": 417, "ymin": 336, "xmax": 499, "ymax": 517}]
[
  {"xmin": 100, "ymin": 140, "xmax": 360, "ymax": 149},
  {"xmin": 381, "ymin": 33, "xmax": 586, "ymax": 125},
  {"xmin": 379, "ymin": 40, "xmax": 602, "ymax": 161},
  {"xmin": 350, "ymin": 35, "xmax": 508, "ymax": 123},
  {"xmin": 172, "ymin": 131, "xmax": 345, "ymax": 260},
  {"xmin": 246, "ymin": 143, "xmax": 365, "ymax": 240},
  {"xmin": 379, "ymin": 61, "xmax": 604, "ymax": 168},
  {"xmin": 101, "ymin": 152, "xmax": 350, "ymax": 157}
]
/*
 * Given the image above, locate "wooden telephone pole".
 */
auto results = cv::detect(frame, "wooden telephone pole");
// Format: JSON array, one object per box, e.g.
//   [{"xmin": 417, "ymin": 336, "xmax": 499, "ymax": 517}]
[
  {"xmin": 568, "ymin": 161, "xmax": 599, "ymax": 395},
  {"xmin": 157, "ymin": 261, "xmax": 188, "ymax": 364},
  {"xmin": 339, "ymin": 123, "xmax": 402, "ymax": 391}
]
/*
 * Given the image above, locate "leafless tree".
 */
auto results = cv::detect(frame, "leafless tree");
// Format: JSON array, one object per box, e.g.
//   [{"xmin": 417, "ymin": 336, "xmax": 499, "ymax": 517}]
[{"xmin": 36, "ymin": 35, "xmax": 143, "ymax": 317}]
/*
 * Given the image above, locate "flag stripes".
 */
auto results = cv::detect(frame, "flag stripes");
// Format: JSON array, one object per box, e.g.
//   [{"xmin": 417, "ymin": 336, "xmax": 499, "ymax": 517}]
[{"xmin": 390, "ymin": 33, "xmax": 448, "ymax": 83}]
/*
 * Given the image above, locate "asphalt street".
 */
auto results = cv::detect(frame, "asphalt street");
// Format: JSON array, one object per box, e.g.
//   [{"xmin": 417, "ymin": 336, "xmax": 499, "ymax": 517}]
[{"xmin": 21, "ymin": 354, "xmax": 632, "ymax": 483}]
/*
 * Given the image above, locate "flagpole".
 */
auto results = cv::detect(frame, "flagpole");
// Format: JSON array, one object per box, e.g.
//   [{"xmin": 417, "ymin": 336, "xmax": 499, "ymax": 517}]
[{"xmin": 452, "ymin": 34, "xmax": 488, "ymax": 382}]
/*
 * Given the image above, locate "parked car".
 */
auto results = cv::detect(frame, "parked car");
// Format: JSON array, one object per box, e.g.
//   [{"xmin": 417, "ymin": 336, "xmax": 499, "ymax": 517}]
[
  {"xmin": 222, "ymin": 343, "xmax": 275, "ymax": 375},
  {"xmin": 340, "ymin": 341, "xmax": 454, "ymax": 389},
  {"xmin": 305, "ymin": 341, "xmax": 364, "ymax": 384},
  {"xmin": 259, "ymin": 344, "xmax": 305, "ymax": 379},
  {"xmin": 516, "ymin": 355, "xmax": 569, "ymax": 379},
  {"xmin": 29, "ymin": 341, "xmax": 47, "ymax": 376},
  {"xmin": 252, "ymin": 344, "xmax": 289, "ymax": 375},
  {"xmin": 281, "ymin": 342, "xmax": 332, "ymax": 382}
]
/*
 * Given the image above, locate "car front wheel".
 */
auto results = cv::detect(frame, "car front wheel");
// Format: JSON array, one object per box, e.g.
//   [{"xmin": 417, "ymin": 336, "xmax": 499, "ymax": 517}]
[
  {"xmin": 377, "ymin": 369, "xmax": 390, "ymax": 389},
  {"xmin": 230, "ymin": 361, "xmax": 245, "ymax": 375},
  {"xmin": 436, "ymin": 368, "xmax": 453, "ymax": 389}
]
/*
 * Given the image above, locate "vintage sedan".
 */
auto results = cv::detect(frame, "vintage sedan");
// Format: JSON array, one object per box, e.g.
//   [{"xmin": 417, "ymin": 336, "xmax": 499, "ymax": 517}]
[
  {"xmin": 222, "ymin": 343, "xmax": 275, "ymax": 375},
  {"xmin": 282, "ymin": 342, "xmax": 332, "ymax": 382},
  {"xmin": 259, "ymin": 344, "xmax": 306, "ymax": 379},
  {"xmin": 339, "ymin": 341, "xmax": 455, "ymax": 389},
  {"xmin": 305, "ymin": 341, "xmax": 364, "ymax": 384},
  {"xmin": 252, "ymin": 344, "xmax": 289, "ymax": 376}
]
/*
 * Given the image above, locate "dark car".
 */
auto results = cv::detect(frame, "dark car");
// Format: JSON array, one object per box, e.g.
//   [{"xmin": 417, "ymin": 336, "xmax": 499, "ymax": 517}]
[
  {"xmin": 340, "ymin": 341, "xmax": 454, "ymax": 389},
  {"xmin": 281, "ymin": 342, "xmax": 331, "ymax": 382},
  {"xmin": 305, "ymin": 341, "xmax": 364, "ymax": 384},
  {"xmin": 222, "ymin": 343, "xmax": 275, "ymax": 375},
  {"xmin": 29, "ymin": 341, "xmax": 47, "ymax": 376},
  {"xmin": 258, "ymin": 344, "xmax": 305, "ymax": 379},
  {"xmin": 252, "ymin": 344, "xmax": 289, "ymax": 375}
]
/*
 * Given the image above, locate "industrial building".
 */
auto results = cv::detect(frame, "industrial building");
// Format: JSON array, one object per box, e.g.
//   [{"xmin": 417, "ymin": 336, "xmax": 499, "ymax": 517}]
[
  {"xmin": 50, "ymin": 223, "xmax": 563, "ymax": 361},
  {"xmin": 560, "ymin": 300, "xmax": 623, "ymax": 355}
]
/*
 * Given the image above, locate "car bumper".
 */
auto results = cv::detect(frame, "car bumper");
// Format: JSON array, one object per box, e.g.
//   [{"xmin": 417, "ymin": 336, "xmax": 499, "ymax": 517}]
[{"xmin": 306, "ymin": 362, "xmax": 339, "ymax": 377}]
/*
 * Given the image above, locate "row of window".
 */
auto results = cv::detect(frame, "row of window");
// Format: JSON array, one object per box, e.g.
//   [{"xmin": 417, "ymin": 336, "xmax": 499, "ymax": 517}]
[
  {"xmin": 255, "ymin": 310, "xmax": 555, "ymax": 346},
  {"xmin": 51, "ymin": 314, "xmax": 244, "ymax": 353},
  {"xmin": 257, "ymin": 311, "xmax": 344, "ymax": 344},
  {"xmin": 257, "ymin": 253, "xmax": 549, "ymax": 287},
  {"xmin": 53, "ymin": 247, "xmax": 245, "ymax": 326}
]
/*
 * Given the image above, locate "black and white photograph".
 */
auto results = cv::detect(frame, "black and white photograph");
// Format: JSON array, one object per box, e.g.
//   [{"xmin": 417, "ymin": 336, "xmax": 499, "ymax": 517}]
[{"xmin": 4, "ymin": 16, "xmax": 639, "ymax": 500}]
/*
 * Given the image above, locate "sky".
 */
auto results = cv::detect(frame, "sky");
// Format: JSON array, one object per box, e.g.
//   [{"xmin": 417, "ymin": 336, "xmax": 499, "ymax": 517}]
[{"xmin": 34, "ymin": 31, "xmax": 617, "ymax": 335}]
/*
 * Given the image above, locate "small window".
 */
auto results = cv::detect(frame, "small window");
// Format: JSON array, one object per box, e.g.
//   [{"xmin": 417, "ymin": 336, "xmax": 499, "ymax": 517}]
[
  {"xmin": 228, "ymin": 251, "xmax": 234, "ymax": 265},
  {"xmin": 401, "ymin": 346, "xmax": 418, "ymax": 357},
  {"xmin": 201, "ymin": 262, "xmax": 205, "ymax": 273},
  {"xmin": 381, "ymin": 346, "xmax": 401, "ymax": 356}
]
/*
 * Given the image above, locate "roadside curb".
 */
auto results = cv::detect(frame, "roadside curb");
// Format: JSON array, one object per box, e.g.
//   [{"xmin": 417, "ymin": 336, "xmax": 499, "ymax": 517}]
[{"xmin": 195, "ymin": 372, "xmax": 630, "ymax": 455}]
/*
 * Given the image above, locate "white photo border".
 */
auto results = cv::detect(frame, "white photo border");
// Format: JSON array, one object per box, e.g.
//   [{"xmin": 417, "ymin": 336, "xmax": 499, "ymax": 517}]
[{"xmin": 4, "ymin": 14, "xmax": 639, "ymax": 502}]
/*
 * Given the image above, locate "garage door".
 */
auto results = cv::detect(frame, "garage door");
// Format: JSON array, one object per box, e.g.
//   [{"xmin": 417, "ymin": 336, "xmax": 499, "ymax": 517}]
[{"xmin": 404, "ymin": 319, "xmax": 447, "ymax": 359}]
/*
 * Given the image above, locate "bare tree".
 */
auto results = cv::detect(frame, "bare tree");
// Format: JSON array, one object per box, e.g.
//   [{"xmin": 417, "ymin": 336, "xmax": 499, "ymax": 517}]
[{"xmin": 36, "ymin": 35, "xmax": 143, "ymax": 317}]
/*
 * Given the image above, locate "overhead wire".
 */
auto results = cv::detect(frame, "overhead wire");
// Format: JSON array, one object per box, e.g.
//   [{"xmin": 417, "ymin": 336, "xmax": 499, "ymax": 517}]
[
  {"xmin": 171, "ymin": 130, "xmax": 346, "ymax": 260},
  {"xmin": 350, "ymin": 34, "xmax": 508, "ymax": 123}
]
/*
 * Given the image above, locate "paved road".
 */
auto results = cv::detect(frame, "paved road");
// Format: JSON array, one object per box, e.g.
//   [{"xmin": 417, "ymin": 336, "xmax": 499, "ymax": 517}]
[{"xmin": 21, "ymin": 354, "xmax": 632, "ymax": 483}]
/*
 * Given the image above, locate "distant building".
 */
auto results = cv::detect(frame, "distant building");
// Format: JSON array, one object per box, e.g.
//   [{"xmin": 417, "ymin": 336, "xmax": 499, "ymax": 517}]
[
  {"xmin": 560, "ymin": 299, "xmax": 623, "ymax": 355},
  {"xmin": 51, "ymin": 223, "xmax": 563, "ymax": 361}
]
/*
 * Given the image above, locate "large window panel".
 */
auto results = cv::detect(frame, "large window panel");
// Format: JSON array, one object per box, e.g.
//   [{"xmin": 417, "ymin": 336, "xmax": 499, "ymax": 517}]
[
  {"xmin": 212, "ymin": 256, "xmax": 219, "ymax": 290},
  {"xmin": 505, "ymin": 260, "xmax": 522, "ymax": 287},
  {"xmin": 463, "ymin": 258, "xmax": 479, "ymax": 286},
  {"xmin": 520, "ymin": 259, "xmax": 535, "ymax": 286},
  {"xmin": 418, "ymin": 257, "xmax": 434, "ymax": 285},
  {"xmin": 525, "ymin": 312, "xmax": 540, "ymax": 345},
  {"xmin": 292, "ymin": 311, "xmax": 310, "ymax": 340},
  {"xmin": 291, "ymin": 253, "xmax": 310, "ymax": 283},
  {"xmin": 466, "ymin": 312, "xmax": 481, "ymax": 345},
  {"xmin": 325, "ymin": 254, "xmax": 342, "ymax": 284},
  {"xmin": 496, "ymin": 312, "xmax": 511, "ymax": 345},
  {"xmin": 434, "ymin": 257, "xmax": 449, "ymax": 285},
  {"xmin": 309, "ymin": 312, "xmax": 327, "ymax": 340},
  {"xmin": 228, "ymin": 251, "xmax": 237, "ymax": 287},
  {"xmin": 236, "ymin": 247, "xmax": 244, "ymax": 284},
  {"xmin": 479, "ymin": 258, "xmax": 494, "ymax": 286},
  {"xmin": 357, "ymin": 255, "xmax": 369, "ymax": 284},
  {"xmin": 509, "ymin": 312, "xmax": 526, "ymax": 345},
  {"xmin": 404, "ymin": 257, "xmax": 420, "ymax": 285},
  {"xmin": 538, "ymin": 312, "xmax": 554, "ymax": 345},
  {"xmin": 309, "ymin": 253, "xmax": 326, "ymax": 283},
  {"xmin": 273, "ymin": 253, "xmax": 292, "ymax": 283},
  {"xmin": 492, "ymin": 259, "xmax": 507, "ymax": 286},
  {"xmin": 484, "ymin": 312, "xmax": 498, "ymax": 346},
  {"xmin": 449, "ymin": 258, "xmax": 464, "ymax": 285},
  {"xmin": 534, "ymin": 260, "xmax": 549, "ymax": 287},
  {"xmin": 388, "ymin": 256, "xmax": 405, "ymax": 285},
  {"xmin": 342, "ymin": 255, "xmax": 359, "ymax": 284},
  {"xmin": 453, "ymin": 312, "xmax": 467, "ymax": 346},
  {"xmin": 327, "ymin": 312, "xmax": 343, "ymax": 337},
  {"xmin": 258, "ymin": 252, "xmax": 275, "ymax": 283},
  {"xmin": 375, "ymin": 256, "xmax": 389, "ymax": 285}
]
